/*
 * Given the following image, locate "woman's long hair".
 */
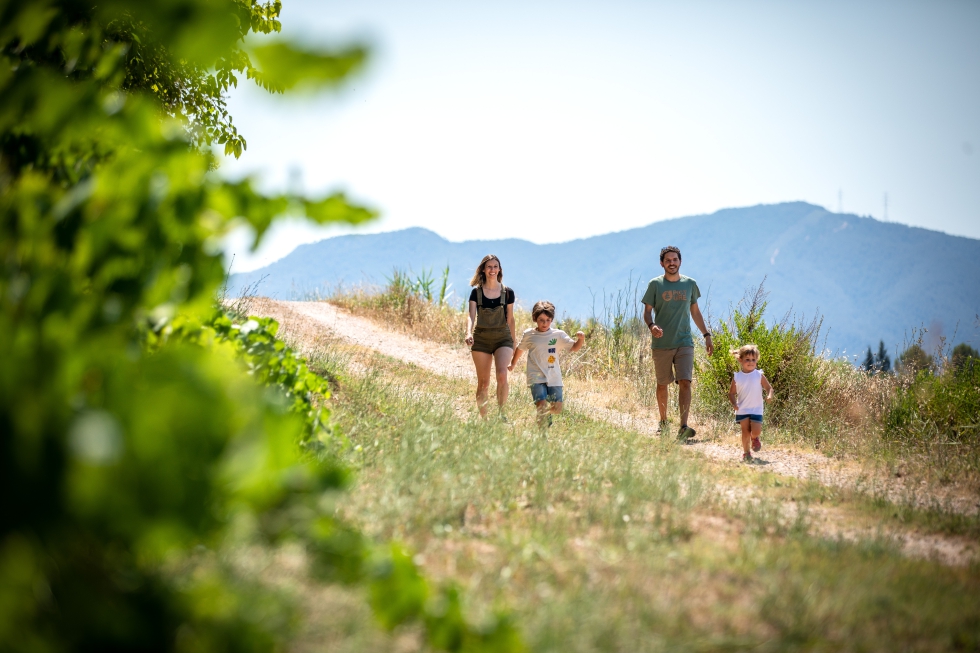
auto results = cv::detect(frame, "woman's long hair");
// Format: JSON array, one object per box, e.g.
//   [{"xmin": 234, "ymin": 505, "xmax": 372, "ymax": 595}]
[{"xmin": 469, "ymin": 254, "xmax": 503, "ymax": 287}]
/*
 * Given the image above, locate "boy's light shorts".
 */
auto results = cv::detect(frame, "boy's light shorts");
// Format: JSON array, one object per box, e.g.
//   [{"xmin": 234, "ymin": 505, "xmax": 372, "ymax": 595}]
[
  {"xmin": 530, "ymin": 383, "xmax": 563, "ymax": 403},
  {"xmin": 651, "ymin": 346, "xmax": 694, "ymax": 385}
]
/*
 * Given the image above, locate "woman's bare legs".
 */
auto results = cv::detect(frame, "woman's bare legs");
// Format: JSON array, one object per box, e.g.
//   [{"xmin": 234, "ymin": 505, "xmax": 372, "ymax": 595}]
[
  {"xmin": 494, "ymin": 347, "xmax": 513, "ymax": 412},
  {"xmin": 472, "ymin": 351, "xmax": 494, "ymax": 418}
]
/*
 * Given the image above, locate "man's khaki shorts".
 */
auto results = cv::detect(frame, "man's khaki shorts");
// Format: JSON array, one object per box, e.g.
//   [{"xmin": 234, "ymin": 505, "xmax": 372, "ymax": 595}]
[{"xmin": 651, "ymin": 347, "xmax": 694, "ymax": 385}]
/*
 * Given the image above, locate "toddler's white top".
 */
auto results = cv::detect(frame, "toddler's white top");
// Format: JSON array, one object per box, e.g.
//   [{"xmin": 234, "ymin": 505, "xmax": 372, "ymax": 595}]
[{"xmin": 734, "ymin": 369, "xmax": 765, "ymax": 415}]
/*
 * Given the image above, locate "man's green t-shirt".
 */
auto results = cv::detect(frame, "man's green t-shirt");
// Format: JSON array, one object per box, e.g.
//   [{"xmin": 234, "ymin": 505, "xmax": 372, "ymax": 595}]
[{"xmin": 641, "ymin": 274, "xmax": 701, "ymax": 350}]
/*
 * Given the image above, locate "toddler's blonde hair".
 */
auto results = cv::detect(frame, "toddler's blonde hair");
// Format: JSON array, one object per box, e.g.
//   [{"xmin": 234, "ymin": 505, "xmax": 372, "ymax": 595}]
[{"xmin": 732, "ymin": 343, "xmax": 760, "ymax": 360}]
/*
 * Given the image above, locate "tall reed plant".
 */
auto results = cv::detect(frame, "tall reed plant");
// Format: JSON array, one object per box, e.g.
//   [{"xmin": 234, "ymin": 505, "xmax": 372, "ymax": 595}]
[{"xmin": 332, "ymin": 267, "xmax": 467, "ymax": 344}]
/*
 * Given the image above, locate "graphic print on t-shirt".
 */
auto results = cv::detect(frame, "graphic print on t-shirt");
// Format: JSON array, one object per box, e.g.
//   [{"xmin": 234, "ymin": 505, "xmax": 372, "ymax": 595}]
[
  {"xmin": 640, "ymin": 274, "xmax": 702, "ymax": 350},
  {"xmin": 517, "ymin": 328, "xmax": 576, "ymax": 386},
  {"xmin": 661, "ymin": 290, "xmax": 688, "ymax": 302}
]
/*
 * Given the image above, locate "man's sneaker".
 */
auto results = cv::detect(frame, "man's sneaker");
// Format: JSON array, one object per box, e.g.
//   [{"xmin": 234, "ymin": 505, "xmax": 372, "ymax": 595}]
[
  {"xmin": 656, "ymin": 420, "xmax": 669, "ymax": 435},
  {"xmin": 742, "ymin": 452, "xmax": 753, "ymax": 463},
  {"xmin": 751, "ymin": 436, "xmax": 762, "ymax": 452},
  {"xmin": 678, "ymin": 425, "xmax": 696, "ymax": 441},
  {"xmin": 499, "ymin": 413, "xmax": 509, "ymax": 424},
  {"xmin": 548, "ymin": 415, "xmax": 553, "ymax": 427}
]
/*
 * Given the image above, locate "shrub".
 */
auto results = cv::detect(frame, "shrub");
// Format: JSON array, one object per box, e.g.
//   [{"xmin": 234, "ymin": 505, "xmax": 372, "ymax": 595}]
[
  {"xmin": 697, "ymin": 283, "xmax": 824, "ymax": 428},
  {"xmin": 896, "ymin": 344, "xmax": 934, "ymax": 375},
  {"xmin": 888, "ymin": 364, "xmax": 980, "ymax": 445},
  {"xmin": 951, "ymin": 343, "xmax": 980, "ymax": 375}
]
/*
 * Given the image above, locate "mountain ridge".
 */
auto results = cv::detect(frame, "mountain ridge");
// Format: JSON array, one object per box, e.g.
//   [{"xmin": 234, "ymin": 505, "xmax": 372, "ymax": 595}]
[{"xmin": 228, "ymin": 202, "xmax": 980, "ymax": 357}]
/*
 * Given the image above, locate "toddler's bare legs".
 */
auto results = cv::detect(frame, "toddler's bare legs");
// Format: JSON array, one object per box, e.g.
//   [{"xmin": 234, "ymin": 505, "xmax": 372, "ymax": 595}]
[{"xmin": 739, "ymin": 419, "xmax": 752, "ymax": 455}]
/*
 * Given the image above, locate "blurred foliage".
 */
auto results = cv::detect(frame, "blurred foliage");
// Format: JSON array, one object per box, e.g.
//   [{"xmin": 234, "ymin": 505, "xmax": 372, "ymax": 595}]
[
  {"xmin": 888, "ymin": 345, "xmax": 980, "ymax": 446},
  {"xmin": 1, "ymin": 0, "xmax": 366, "ymax": 160},
  {"xmin": 896, "ymin": 344, "xmax": 934, "ymax": 375},
  {"xmin": 887, "ymin": 365, "xmax": 980, "ymax": 445},
  {"xmin": 697, "ymin": 282, "xmax": 824, "ymax": 427},
  {"xmin": 951, "ymin": 343, "xmax": 979, "ymax": 376},
  {"xmin": 0, "ymin": 1, "xmax": 520, "ymax": 651}
]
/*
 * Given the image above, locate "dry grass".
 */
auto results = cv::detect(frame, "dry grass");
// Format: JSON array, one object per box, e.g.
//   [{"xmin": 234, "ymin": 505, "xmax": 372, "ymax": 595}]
[
  {"xmin": 317, "ymin": 347, "xmax": 980, "ymax": 652},
  {"xmin": 327, "ymin": 278, "xmax": 980, "ymax": 489}
]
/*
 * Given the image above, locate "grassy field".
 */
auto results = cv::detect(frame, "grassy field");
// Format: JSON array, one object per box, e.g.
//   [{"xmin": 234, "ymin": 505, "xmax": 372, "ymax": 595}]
[{"xmin": 276, "ymin": 338, "xmax": 980, "ymax": 653}]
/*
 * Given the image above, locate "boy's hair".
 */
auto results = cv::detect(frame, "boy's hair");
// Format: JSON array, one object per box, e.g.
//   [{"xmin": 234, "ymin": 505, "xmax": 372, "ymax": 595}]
[
  {"xmin": 732, "ymin": 344, "xmax": 760, "ymax": 360},
  {"xmin": 659, "ymin": 245, "xmax": 681, "ymax": 262},
  {"xmin": 531, "ymin": 300, "xmax": 556, "ymax": 321}
]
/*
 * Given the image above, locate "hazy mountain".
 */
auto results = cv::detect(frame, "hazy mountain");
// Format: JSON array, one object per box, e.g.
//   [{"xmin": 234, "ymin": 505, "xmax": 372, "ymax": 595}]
[{"xmin": 227, "ymin": 202, "xmax": 980, "ymax": 358}]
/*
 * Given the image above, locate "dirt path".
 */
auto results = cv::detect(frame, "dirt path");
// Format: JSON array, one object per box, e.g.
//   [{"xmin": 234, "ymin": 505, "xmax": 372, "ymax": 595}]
[
  {"xmin": 251, "ymin": 298, "xmax": 476, "ymax": 379},
  {"xmin": 245, "ymin": 298, "xmax": 979, "ymax": 565}
]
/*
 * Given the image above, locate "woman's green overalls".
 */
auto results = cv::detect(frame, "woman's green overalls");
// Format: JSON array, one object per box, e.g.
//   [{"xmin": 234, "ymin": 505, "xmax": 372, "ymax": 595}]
[{"xmin": 470, "ymin": 284, "xmax": 514, "ymax": 354}]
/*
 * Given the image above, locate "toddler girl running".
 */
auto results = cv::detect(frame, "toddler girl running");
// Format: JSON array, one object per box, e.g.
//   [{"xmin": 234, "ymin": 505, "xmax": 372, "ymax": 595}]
[{"xmin": 728, "ymin": 344, "xmax": 774, "ymax": 462}]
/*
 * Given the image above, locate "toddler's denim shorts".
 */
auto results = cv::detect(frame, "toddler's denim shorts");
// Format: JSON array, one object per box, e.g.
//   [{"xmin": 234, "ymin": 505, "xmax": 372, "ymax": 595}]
[
  {"xmin": 735, "ymin": 413, "xmax": 763, "ymax": 424},
  {"xmin": 530, "ymin": 383, "xmax": 563, "ymax": 403}
]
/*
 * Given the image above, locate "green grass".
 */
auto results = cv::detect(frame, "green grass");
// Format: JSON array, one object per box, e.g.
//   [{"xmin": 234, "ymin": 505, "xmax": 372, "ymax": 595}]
[{"xmin": 313, "ymin": 348, "xmax": 980, "ymax": 652}]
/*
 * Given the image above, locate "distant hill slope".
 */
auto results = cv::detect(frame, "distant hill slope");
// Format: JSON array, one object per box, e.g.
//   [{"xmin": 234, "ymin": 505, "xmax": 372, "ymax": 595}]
[{"xmin": 227, "ymin": 202, "xmax": 980, "ymax": 357}]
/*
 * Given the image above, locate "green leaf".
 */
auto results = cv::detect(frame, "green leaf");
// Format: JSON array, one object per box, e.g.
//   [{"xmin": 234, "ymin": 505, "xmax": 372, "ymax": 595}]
[{"xmin": 247, "ymin": 40, "xmax": 368, "ymax": 93}]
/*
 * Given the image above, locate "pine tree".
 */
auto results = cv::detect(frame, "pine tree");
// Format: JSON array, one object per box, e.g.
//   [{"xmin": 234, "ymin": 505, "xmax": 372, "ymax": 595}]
[
  {"xmin": 861, "ymin": 346, "xmax": 876, "ymax": 372},
  {"xmin": 876, "ymin": 340, "xmax": 891, "ymax": 373},
  {"xmin": 952, "ymin": 343, "xmax": 979, "ymax": 375}
]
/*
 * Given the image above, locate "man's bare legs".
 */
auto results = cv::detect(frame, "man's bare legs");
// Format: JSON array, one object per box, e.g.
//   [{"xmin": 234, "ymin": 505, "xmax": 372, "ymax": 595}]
[
  {"xmin": 678, "ymin": 379, "xmax": 691, "ymax": 427},
  {"xmin": 657, "ymin": 379, "xmax": 693, "ymax": 432},
  {"xmin": 656, "ymin": 384, "xmax": 669, "ymax": 421}
]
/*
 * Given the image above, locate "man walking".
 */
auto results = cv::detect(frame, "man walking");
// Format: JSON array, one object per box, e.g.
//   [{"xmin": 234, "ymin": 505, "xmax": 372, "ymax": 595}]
[{"xmin": 641, "ymin": 246, "xmax": 713, "ymax": 439}]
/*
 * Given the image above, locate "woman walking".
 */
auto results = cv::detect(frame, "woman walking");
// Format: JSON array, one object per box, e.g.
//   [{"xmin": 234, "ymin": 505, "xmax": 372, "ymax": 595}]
[{"xmin": 464, "ymin": 254, "xmax": 516, "ymax": 419}]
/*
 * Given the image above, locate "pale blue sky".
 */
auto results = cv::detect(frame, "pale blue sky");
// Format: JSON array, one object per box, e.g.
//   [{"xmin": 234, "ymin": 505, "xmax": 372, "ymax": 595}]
[{"xmin": 221, "ymin": 0, "xmax": 980, "ymax": 272}]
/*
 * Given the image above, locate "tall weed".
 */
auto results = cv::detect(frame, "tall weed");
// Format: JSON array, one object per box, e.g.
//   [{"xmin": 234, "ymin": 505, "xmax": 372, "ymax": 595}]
[{"xmin": 332, "ymin": 268, "xmax": 467, "ymax": 344}]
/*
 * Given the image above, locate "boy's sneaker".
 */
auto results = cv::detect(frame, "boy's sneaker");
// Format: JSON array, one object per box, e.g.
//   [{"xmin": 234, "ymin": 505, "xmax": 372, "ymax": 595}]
[
  {"xmin": 742, "ymin": 452, "xmax": 753, "ymax": 463},
  {"xmin": 678, "ymin": 425, "xmax": 696, "ymax": 441},
  {"xmin": 751, "ymin": 437, "xmax": 762, "ymax": 452},
  {"xmin": 499, "ymin": 413, "xmax": 509, "ymax": 424}
]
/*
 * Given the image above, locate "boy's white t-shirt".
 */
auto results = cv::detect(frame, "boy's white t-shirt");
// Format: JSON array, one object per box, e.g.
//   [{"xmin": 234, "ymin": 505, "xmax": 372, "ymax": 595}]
[
  {"xmin": 734, "ymin": 369, "xmax": 765, "ymax": 415},
  {"xmin": 516, "ymin": 327, "xmax": 576, "ymax": 387}
]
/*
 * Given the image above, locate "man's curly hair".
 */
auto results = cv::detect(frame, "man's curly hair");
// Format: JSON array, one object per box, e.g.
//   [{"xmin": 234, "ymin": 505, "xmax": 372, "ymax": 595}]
[{"xmin": 659, "ymin": 246, "xmax": 681, "ymax": 262}]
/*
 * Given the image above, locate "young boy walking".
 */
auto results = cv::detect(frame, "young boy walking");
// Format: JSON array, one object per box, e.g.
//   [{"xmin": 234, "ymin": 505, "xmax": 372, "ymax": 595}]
[
  {"xmin": 728, "ymin": 344, "xmax": 774, "ymax": 462},
  {"xmin": 508, "ymin": 301, "xmax": 585, "ymax": 427}
]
